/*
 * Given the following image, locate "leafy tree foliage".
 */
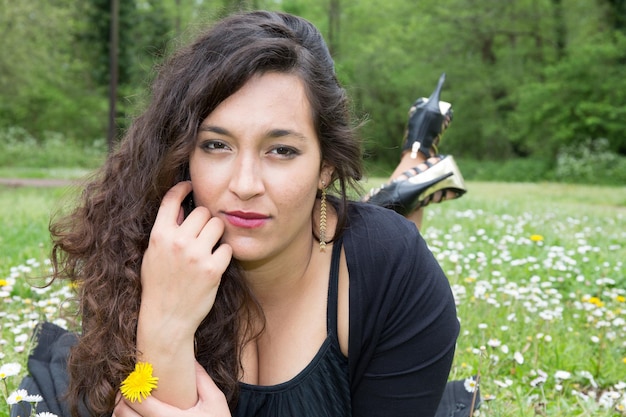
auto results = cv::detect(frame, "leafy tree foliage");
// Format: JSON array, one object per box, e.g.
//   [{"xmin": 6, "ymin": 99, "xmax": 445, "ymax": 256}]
[
  {"xmin": 335, "ymin": 0, "xmax": 626, "ymax": 162},
  {"xmin": 510, "ymin": 32, "xmax": 626, "ymax": 157},
  {"xmin": 1, "ymin": 0, "xmax": 624, "ymax": 165},
  {"xmin": 0, "ymin": 1, "xmax": 103, "ymax": 141}
]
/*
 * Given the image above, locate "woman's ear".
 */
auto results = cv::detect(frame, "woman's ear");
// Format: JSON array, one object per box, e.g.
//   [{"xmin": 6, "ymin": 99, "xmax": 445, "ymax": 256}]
[{"xmin": 319, "ymin": 163, "xmax": 335, "ymax": 188}]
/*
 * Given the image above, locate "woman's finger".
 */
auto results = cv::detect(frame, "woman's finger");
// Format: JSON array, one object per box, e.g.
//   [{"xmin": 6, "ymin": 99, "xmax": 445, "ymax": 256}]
[
  {"xmin": 153, "ymin": 181, "xmax": 193, "ymax": 227},
  {"xmin": 195, "ymin": 362, "xmax": 222, "ymax": 400},
  {"xmin": 196, "ymin": 216, "xmax": 226, "ymax": 249},
  {"xmin": 195, "ymin": 362, "xmax": 231, "ymax": 415},
  {"xmin": 125, "ymin": 394, "xmax": 201, "ymax": 417},
  {"xmin": 177, "ymin": 206, "xmax": 212, "ymax": 238},
  {"xmin": 113, "ymin": 393, "xmax": 143, "ymax": 417}
]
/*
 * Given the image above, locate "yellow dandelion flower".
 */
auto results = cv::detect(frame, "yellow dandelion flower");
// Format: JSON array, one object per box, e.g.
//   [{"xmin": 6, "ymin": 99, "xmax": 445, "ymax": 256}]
[
  {"xmin": 530, "ymin": 234, "xmax": 544, "ymax": 242},
  {"xmin": 0, "ymin": 279, "xmax": 8, "ymax": 287},
  {"xmin": 622, "ymin": 357, "xmax": 626, "ymax": 365},
  {"xmin": 616, "ymin": 295, "xmax": 625, "ymax": 303},
  {"xmin": 120, "ymin": 362, "xmax": 159, "ymax": 403},
  {"xmin": 464, "ymin": 277, "xmax": 476, "ymax": 283},
  {"xmin": 587, "ymin": 297, "xmax": 604, "ymax": 308}
]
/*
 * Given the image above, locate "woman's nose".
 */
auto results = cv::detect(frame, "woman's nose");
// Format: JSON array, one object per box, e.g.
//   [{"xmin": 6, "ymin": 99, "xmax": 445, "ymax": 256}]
[{"xmin": 228, "ymin": 154, "xmax": 265, "ymax": 200}]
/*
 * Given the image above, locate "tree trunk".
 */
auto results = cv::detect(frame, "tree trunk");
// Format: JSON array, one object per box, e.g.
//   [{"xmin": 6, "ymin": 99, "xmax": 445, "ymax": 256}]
[
  {"xmin": 328, "ymin": 0, "xmax": 340, "ymax": 56},
  {"xmin": 551, "ymin": 0, "xmax": 567, "ymax": 59},
  {"xmin": 107, "ymin": 0, "xmax": 119, "ymax": 152}
]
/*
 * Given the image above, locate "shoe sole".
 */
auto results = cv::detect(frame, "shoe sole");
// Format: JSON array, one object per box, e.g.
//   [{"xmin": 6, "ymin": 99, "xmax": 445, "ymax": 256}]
[{"xmin": 408, "ymin": 156, "xmax": 467, "ymax": 204}]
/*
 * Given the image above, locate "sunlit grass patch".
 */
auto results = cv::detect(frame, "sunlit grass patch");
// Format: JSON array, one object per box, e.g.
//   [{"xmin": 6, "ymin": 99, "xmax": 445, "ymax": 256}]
[
  {"xmin": 1, "ymin": 181, "xmax": 625, "ymax": 416},
  {"xmin": 0, "ymin": 186, "xmax": 79, "ymax": 278},
  {"xmin": 424, "ymin": 183, "xmax": 626, "ymax": 416}
]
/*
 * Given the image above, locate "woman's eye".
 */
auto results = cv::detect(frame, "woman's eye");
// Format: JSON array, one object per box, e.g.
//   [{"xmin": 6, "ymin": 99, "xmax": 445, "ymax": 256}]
[
  {"xmin": 270, "ymin": 146, "xmax": 299, "ymax": 157},
  {"xmin": 200, "ymin": 140, "xmax": 230, "ymax": 151}
]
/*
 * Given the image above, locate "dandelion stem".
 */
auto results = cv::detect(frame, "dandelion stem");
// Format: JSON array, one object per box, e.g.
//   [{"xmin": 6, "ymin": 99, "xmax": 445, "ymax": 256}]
[{"xmin": 469, "ymin": 371, "xmax": 480, "ymax": 417}]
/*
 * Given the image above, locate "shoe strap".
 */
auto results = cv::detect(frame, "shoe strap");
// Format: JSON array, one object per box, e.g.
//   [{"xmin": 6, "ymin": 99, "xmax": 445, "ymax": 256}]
[{"xmin": 401, "ymin": 155, "xmax": 448, "ymax": 179}]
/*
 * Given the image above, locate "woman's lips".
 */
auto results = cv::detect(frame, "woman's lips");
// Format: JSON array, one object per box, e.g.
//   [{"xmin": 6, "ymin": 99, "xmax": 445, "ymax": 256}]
[{"xmin": 224, "ymin": 211, "xmax": 269, "ymax": 229}]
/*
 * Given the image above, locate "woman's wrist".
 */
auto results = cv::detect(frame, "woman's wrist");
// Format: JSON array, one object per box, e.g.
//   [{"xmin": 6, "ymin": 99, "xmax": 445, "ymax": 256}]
[
  {"xmin": 135, "ymin": 314, "xmax": 199, "ymax": 408},
  {"xmin": 137, "ymin": 305, "xmax": 197, "ymax": 351}
]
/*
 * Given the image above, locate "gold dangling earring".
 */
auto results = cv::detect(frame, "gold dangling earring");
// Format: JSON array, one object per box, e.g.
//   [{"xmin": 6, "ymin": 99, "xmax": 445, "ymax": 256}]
[{"xmin": 319, "ymin": 182, "xmax": 327, "ymax": 252}]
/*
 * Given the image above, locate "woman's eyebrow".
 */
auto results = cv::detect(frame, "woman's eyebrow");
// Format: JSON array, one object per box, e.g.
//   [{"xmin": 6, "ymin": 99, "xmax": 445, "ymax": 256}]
[
  {"xmin": 266, "ymin": 128, "xmax": 308, "ymax": 141},
  {"xmin": 199, "ymin": 125, "xmax": 308, "ymax": 141},
  {"xmin": 198, "ymin": 125, "xmax": 230, "ymax": 135}
]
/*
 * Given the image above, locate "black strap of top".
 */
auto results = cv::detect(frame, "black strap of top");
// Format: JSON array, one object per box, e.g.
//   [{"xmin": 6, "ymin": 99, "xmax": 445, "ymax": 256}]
[{"xmin": 326, "ymin": 237, "xmax": 343, "ymax": 338}]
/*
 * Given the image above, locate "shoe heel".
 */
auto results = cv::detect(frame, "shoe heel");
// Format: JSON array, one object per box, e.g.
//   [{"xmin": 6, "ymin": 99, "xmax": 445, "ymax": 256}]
[
  {"xmin": 378, "ymin": 172, "xmax": 454, "ymax": 215},
  {"xmin": 402, "ymin": 73, "xmax": 452, "ymax": 158},
  {"xmin": 366, "ymin": 156, "xmax": 467, "ymax": 215},
  {"xmin": 410, "ymin": 156, "xmax": 467, "ymax": 204}
]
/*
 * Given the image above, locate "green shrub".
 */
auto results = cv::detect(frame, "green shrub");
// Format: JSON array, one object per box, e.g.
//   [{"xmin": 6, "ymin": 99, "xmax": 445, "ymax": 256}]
[
  {"xmin": 456, "ymin": 142, "xmax": 626, "ymax": 185},
  {"xmin": 554, "ymin": 138, "xmax": 626, "ymax": 186},
  {"xmin": 457, "ymin": 158, "xmax": 552, "ymax": 183},
  {"xmin": 0, "ymin": 127, "xmax": 106, "ymax": 169}
]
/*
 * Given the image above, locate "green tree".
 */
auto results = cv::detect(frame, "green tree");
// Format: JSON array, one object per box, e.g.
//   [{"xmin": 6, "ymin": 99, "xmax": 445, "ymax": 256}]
[
  {"xmin": 0, "ymin": 0, "xmax": 106, "ymax": 142},
  {"xmin": 79, "ymin": 0, "xmax": 173, "ymax": 140},
  {"xmin": 2, "ymin": 0, "xmax": 624, "ymax": 165},
  {"xmin": 510, "ymin": 32, "xmax": 626, "ymax": 157}
]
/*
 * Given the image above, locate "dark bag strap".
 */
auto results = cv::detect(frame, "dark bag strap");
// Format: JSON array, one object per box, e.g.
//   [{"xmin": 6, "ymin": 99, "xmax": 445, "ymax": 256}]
[
  {"xmin": 434, "ymin": 377, "xmax": 481, "ymax": 417},
  {"xmin": 11, "ymin": 322, "xmax": 82, "ymax": 417}
]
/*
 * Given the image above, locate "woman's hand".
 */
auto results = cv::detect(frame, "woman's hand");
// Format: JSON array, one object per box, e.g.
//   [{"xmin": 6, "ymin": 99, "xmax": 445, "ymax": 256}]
[
  {"xmin": 139, "ymin": 181, "xmax": 232, "ymax": 341},
  {"xmin": 136, "ymin": 181, "xmax": 233, "ymax": 407},
  {"xmin": 113, "ymin": 362, "xmax": 232, "ymax": 417}
]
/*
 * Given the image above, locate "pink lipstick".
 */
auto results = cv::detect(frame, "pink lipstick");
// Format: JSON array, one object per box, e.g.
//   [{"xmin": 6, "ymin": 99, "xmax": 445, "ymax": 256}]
[{"xmin": 224, "ymin": 211, "xmax": 269, "ymax": 229}]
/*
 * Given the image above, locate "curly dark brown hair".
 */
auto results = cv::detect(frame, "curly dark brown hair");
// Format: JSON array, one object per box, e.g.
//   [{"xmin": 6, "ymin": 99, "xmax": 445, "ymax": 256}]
[{"xmin": 50, "ymin": 10, "xmax": 363, "ymax": 416}]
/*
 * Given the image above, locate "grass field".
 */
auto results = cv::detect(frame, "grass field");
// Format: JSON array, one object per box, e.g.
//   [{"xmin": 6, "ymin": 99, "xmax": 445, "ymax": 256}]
[{"xmin": 1, "ymin": 181, "xmax": 625, "ymax": 416}]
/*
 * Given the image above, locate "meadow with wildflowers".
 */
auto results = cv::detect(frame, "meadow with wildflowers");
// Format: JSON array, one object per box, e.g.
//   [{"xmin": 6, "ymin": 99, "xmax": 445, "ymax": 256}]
[{"xmin": 1, "ymin": 181, "xmax": 625, "ymax": 416}]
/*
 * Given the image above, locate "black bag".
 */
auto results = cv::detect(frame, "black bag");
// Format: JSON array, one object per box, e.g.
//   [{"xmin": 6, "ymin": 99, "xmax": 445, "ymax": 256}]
[
  {"xmin": 434, "ymin": 377, "xmax": 481, "ymax": 417},
  {"xmin": 11, "ymin": 322, "xmax": 81, "ymax": 417}
]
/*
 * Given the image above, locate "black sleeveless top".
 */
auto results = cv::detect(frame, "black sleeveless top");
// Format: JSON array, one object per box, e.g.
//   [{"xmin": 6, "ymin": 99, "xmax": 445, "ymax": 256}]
[{"xmin": 233, "ymin": 239, "xmax": 351, "ymax": 417}]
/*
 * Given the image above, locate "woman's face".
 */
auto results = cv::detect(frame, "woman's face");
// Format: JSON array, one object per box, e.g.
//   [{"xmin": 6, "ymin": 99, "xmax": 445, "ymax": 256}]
[{"xmin": 189, "ymin": 72, "xmax": 331, "ymax": 264}]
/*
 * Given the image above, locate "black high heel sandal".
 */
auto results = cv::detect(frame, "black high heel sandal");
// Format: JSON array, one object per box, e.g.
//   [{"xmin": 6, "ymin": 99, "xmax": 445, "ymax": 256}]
[
  {"xmin": 402, "ymin": 73, "xmax": 453, "ymax": 159},
  {"xmin": 366, "ymin": 156, "xmax": 467, "ymax": 216}
]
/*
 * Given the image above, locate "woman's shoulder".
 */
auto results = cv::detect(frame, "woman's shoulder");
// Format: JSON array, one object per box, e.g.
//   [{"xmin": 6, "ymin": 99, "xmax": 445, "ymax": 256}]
[
  {"xmin": 346, "ymin": 200, "xmax": 416, "ymax": 228},
  {"xmin": 344, "ymin": 201, "xmax": 420, "ymax": 247},
  {"xmin": 342, "ymin": 202, "xmax": 445, "ymax": 295}
]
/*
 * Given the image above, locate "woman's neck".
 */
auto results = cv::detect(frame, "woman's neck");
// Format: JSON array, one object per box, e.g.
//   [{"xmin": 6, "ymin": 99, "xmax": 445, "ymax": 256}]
[
  {"xmin": 240, "ymin": 232, "xmax": 317, "ymax": 306},
  {"xmin": 241, "ymin": 200, "xmax": 337, "ymax": 309}
]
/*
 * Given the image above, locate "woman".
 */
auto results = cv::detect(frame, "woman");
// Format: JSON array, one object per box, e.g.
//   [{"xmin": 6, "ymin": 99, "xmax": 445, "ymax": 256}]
[{"xmin": 50, "ymin": 10, "xmax": 459, "ymax": 417}]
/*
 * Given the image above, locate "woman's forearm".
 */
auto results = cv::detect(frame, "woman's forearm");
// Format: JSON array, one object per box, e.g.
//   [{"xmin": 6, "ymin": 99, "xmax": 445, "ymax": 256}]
[{"xmin": 136, "ymin": 308, "xmax": 199, "ymax": 408}]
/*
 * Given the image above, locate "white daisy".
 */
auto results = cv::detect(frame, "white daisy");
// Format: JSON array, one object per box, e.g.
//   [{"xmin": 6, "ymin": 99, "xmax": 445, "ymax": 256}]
[
  {"xmin": 0, "ymin": 362, "xmax": 21, "ymax": 379},
  {"xmin": 25, "ymin": 394, "xmax": 44, "ymax": 403},
  {"xmin": 464, "ymin": 377, "xmax": 478, "ymax": 393},
  {"xmin": 7, "ymin": 389, "xmax": 28, "ymax": 405}
]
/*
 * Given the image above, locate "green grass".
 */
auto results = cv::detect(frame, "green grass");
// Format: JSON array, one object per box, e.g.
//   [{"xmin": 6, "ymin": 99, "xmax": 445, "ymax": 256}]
[
  {"xmin": 1, "ymin": 181, "xmax": 625, "ymax": 416},
  {"xmin": 0, "ymin": 186, "xmax": 81, "ymax": 277},
  {"xmin": 424, "ymin": 182, "xmax": 626, "ymax": 416}
]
